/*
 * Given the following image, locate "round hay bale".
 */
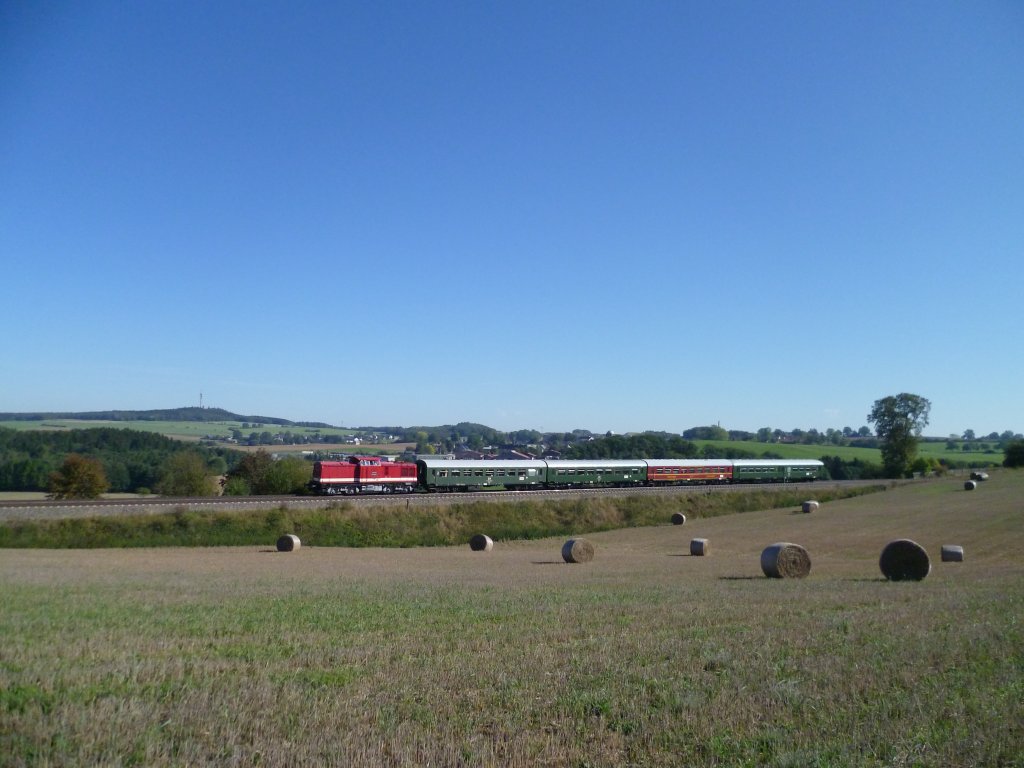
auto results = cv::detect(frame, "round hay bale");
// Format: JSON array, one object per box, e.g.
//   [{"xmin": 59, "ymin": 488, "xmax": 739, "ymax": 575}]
[
  {"xmin": 671, "ymin": 512, "xmax": 687, "ymax": 525},
  {"xmin": 469, "ymin": 534, "xmax": 494, "ymax": 552},
  {"xmin": 561, "ymin": 538, "xmax": 594, "ymax": 564},
  {"xmin": 801, "ymin": 500, "xmax": 820, "ymax": 514},
  {"xmin": 879, "ymin": 538, "xmax": 931, "ymax": 581},
  {"xmin": 964, "ymin": 480, "xmax": 977, "ymax": 491},
  {"xmin": 941, "ymin": 544, "xmax": 964, "ymax": 562},
  {"xmin": 276, "ymin": 534, "xmax": 301, "ymax": 552},
  {"xmin": 760, "ymin": 542, "xmax": 811, "ymax": 578},
  {"xmin": 690, "ymin": 538, "xmax": 709, "ymax": 556}
]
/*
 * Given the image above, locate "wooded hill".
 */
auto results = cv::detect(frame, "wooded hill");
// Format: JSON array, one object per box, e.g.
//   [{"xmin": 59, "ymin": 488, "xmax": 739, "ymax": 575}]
[
  {"xmin": 0, "ymin": 407, "xmax": 334, "ymax": 429},
  {"xmin": 0, "ymin": 427, "xmax": 241, "ymax": 493}
]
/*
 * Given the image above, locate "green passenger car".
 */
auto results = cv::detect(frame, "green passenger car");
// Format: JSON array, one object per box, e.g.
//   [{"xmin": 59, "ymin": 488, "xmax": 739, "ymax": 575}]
[
  {"xmin": 731, "ymin": 459, "xmax": 824, "ymax": 482},
  {"xmin": 416, "ymin": 459, "xmax": 547, "ymax": 491},
  {"xmin": 543, "ymin": 460, "xmax": 647, "ymax": 488}
]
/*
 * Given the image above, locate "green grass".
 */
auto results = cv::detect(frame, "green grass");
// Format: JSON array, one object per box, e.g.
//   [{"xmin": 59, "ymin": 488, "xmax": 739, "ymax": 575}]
[
  {"xmin": 917, "ymin": 440, "xmax": 1003, "ymax": 466},
  {"xmin": 691, "ymin": 438, "xmax": 880, "ymax": 462},
  {"xmin": 697, "ymin": 438, "xmax": 1004, "ymax": 468},
  {"xmin": 1, "ymin": 471, "xmax": 1022, "ymax": 766},
  {"xmin": 0, "ymin": 419, "xmax": 356, "ymax": 440}
]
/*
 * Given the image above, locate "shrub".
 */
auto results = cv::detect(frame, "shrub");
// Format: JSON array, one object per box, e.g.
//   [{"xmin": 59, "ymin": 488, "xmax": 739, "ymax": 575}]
[{"xmin": 1004, "ymin": 440, "xmax": 1024, "ymax": 468}]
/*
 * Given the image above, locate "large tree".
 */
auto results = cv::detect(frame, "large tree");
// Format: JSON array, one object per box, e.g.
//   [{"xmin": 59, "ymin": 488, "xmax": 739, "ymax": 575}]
[
  {"xmin": 227, "ymin": 449, "xmax": 274, "ymax": 494},
  {"xmin": 48, "ymin": 453, "xmax": 109, "ymax": 499},
  {"xmin": 1004, "ymin": 440, "xmax": 1024, "ymax": 468},
  {"xmin": 867, "ymin": 393, "xmax": 932, "ymax": 478},
  {"xmin": 156, "ymin": 451, "xmax": 215, "ymax": 496}
]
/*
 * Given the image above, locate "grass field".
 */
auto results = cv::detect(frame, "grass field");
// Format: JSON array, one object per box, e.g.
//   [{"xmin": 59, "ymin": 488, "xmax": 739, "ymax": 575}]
[
  {"xmin": 692, "ymin": 438, "xmax": 1003, "ymax": 467},
  {"xmin": 690, "ymin": 439, "xmax": 878, "ymax": 462},
  {"xmin": 1, "ymin": 472, "xmax": 1021, "ymax": 766},
  {"xmin": 917, "ymin": 440, "xmax": 1004, "ymax": 466},
  {"xmin": 0, "ymin": 419, "xmax": 357, "ymax": 441}
]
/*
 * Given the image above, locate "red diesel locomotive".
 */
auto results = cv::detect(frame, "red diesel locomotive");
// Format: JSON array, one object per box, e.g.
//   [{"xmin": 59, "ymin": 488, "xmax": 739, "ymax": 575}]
[{"xmin": 310, "ymin": 455, "xmax": 418, "ymax": 494}]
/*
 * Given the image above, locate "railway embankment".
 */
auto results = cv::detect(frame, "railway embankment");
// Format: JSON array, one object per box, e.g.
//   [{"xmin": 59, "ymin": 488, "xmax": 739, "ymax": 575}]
[{"xmin": 0, "ymin": 481, "xmax": 891, "ymax": 549}]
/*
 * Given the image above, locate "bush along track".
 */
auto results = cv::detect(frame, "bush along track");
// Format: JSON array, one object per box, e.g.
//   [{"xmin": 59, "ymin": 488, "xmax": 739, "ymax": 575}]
[{"xmin": 0, "ymin": 485, "xmax": 887, "ymax": 549}]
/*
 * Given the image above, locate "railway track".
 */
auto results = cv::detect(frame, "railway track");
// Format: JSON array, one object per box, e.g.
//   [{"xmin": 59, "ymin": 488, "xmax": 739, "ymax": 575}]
[{"xmin": 0, "ymin": 481, "xmax": 878, "ymax": 523}]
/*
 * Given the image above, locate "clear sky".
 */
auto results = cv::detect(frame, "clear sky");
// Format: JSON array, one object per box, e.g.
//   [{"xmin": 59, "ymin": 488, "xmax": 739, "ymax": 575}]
[{"xmin": 2, "ymin": 1, "xmax": 1022, "ymax": 438}]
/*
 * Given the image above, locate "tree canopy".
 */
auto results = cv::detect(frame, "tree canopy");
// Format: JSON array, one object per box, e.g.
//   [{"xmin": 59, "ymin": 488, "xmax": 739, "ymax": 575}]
[
  {"xmin": 1004, "ymin": 440, "xmax": 1024, "ymax": 468},
  {"xmin": 0, "ymin": 427, "xmax": 240, "ymax": 493},
  {"xmin": 156, "ymin": 451, "xmax": 216, "ymax": 497},
  {"xmin": 867, "ymin": 393, "xmax": 931, "ymax": 478},
  {"xmin": 224, "ymin": 450, "xmax": 310, "ymax": 495},
  {"xmin": 48, "ymin": 453, "xmax": 109, "ymax": 499}
]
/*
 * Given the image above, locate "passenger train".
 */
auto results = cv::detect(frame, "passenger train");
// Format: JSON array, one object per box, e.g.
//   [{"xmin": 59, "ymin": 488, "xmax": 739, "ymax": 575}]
[{"xmin": 310, "ymin": 455, "xmax": 824, "ymax": 495}]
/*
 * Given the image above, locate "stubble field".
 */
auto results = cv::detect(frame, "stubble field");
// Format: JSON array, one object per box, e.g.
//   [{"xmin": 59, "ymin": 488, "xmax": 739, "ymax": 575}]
[{"xmin": 1, "ymin": 474, "xmax": 1022, "ymax": 767}]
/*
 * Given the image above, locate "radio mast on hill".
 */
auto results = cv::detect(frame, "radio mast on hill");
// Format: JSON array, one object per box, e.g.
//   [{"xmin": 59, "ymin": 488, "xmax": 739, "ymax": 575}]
[{"xmin": 200, "ymin": 392, "xmax": 203, "ymax": 409}]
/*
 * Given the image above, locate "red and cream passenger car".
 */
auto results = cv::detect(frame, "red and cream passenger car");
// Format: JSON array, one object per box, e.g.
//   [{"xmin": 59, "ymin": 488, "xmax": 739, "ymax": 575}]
[{"xmin": 645, "ymin": 459, "xmax": 733, "ymax": 484}]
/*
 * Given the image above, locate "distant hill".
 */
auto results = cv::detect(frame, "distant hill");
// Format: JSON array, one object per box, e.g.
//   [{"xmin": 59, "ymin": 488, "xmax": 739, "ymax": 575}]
[{"xmin": 0, "ymin": 407, "xmax": 335, "ymax": 429}]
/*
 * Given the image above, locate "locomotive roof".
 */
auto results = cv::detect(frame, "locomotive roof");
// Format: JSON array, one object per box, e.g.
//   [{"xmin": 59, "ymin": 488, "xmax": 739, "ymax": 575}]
[
  {"xmin": 644, "ymin": 459, "xmax": 734, "ymax": 467},
  {"xmin": 731, "ymin": 459, "xmax": 824, "ymax": 466},
  {"xmin": 544, "ymin": 459, "xmax": 646, "ymax": 468}
]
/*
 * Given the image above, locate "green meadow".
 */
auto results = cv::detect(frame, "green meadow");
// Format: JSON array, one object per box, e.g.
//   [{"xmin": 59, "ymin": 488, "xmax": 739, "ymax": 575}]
[
  {"xmin": 0, "ymin": 419, "xmax": 356, "ymax": 440},
  {"xmin": 693, "ymin": 438, "xmax": 1002, "ymax": 467}
]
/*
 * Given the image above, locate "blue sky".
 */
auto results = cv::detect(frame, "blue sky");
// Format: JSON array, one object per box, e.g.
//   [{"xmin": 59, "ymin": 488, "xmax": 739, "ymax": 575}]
[{"xmin": 2, "ymin": 1, "xmax": 1022, "ymax": 437}]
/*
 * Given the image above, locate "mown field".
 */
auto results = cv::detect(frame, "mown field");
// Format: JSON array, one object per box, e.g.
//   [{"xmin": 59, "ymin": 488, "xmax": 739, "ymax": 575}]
[{"xmin": 1, "ymin": 473, "xmax": 1021, "ymax": 766}]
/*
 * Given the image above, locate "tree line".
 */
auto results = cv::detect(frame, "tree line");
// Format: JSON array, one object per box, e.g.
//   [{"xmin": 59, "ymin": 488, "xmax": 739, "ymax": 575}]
[
  {"xmin": 562, "ymin": 433, "xmax": 784, "ymax": 461},
  {"xmin": 0, "ymin": 427, "xmax": 238, "ymax": 494},
  {"xmin": 0, "ymin": 427, "xmax": 347, "ymax": 499}
]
